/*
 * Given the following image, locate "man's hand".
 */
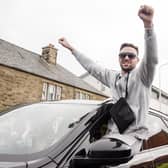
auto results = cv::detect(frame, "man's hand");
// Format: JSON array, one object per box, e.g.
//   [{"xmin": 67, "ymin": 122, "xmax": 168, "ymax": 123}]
[
  {"xmin": 138, "ymin": 5, "xmax": 154, "ymax": 28},
  {"xmin": 58, "ymin": 37, "xmax": 74, "ymax": 52}
]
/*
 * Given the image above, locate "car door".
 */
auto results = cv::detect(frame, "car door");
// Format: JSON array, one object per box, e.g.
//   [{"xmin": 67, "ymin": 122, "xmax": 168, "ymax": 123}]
[
  {"xmin": 148, "ymin": 110, "xmax": 168, "ymax": 168},
  {"xmin": 61, "ymin": 106, "xmax": 168, "ymax": 168},
  {"xmin": 60, "ymin": 104, "xmax": 168, "ymax": 168},
  {"xmin": 128, "ymin": 109, "xmax": 168, "ymax": 168}
]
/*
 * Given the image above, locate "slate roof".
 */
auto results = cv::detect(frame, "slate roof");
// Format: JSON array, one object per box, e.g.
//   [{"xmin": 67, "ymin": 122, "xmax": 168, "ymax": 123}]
[{"xmin": 0, "ymin": 39, "xmax": 107, "ymax": 97}]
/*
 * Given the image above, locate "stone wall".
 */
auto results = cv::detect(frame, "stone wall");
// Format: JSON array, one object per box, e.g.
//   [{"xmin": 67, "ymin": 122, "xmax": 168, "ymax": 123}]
[{"xmin": 0, "ymin": 65, "xmax": 106, "ymax": 112}]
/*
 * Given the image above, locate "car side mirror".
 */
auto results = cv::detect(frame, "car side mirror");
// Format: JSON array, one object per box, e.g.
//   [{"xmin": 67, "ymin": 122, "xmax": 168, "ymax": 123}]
[{"xmin": 70, "ymin": 138, "xmax": 134, "ymax": 168}]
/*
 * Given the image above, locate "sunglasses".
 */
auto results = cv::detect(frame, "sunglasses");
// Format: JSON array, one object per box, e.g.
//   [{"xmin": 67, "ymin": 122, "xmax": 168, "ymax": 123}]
[{"xmin": 119, "ymin": 52, "xmax": 137, "ymax": 59}]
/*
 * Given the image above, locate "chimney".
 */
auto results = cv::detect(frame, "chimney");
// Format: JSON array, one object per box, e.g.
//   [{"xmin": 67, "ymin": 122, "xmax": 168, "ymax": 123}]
[{"xmin": 41, "ymin": 44, "xmax": 58, "ymax": 65}]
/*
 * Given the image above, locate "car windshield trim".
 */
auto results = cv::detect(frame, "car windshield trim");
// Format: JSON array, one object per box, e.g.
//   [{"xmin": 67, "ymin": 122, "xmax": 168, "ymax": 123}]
[
  {"xmin": 149, "ymin": 107, "xmax": 168, "ymax": 118},
  {"xmin": 161, "ymin": 118, "xmax": 168, "ymax": 128},
  {"xmin": 149, "ymin": 111, "xmax": 168, "ymax": 122}
]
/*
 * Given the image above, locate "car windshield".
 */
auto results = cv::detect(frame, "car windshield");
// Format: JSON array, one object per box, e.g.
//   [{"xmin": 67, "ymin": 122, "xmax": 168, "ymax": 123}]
[{"xmin": 0, "ymin": 102, "xmax": 98, "ymax": 154}]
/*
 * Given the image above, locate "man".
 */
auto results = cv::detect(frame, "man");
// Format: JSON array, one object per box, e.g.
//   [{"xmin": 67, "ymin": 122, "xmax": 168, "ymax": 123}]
[{"xmin": 58, "ymin": 5, "xmax": 158, "ymax": 153}]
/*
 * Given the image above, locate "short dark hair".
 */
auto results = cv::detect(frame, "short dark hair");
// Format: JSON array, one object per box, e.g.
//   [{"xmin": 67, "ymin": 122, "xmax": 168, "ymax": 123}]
[{"xmin": 120, "ymin": 43, "xmax": 139, "ymax": 55}]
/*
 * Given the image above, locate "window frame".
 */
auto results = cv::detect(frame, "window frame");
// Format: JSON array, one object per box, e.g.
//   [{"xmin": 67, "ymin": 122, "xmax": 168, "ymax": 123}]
[{"xmin": 41, "ymin": 83, "xmax": 62, "ymax": 101}]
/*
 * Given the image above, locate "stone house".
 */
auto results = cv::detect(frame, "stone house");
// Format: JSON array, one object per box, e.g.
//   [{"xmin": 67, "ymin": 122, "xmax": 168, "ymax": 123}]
[{"xmin": 0, "ymin": 39, "xmax": 107, "ymax": 112}]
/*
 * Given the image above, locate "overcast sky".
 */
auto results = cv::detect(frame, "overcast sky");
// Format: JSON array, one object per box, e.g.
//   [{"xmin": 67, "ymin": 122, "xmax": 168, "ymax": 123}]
[{"xmin": 1, "ymin": 0, "xmax": 168, "ymax": 91}]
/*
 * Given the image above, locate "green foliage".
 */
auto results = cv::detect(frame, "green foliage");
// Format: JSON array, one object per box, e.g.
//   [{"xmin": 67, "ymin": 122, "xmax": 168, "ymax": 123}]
[{"xmin": 157, "ymin": 163, "xmax": 168, "ymax": 168}]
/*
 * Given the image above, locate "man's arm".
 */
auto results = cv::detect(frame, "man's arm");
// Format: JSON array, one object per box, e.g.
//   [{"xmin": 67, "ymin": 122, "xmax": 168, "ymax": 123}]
[
  {"xmin": 58, "ymin": 38, "xmax": 116, "ymax": 87},
  {"xmin": 138, "ymin": 5, "xmax": 158, "ymax": 87},
  {"xmin": 58, "ymin": 37, "xmax": 75, "ymax": 52}
]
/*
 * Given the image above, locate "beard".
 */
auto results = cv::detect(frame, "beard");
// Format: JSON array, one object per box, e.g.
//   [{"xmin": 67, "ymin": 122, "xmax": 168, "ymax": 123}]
[{"xmin": 121, "ymin": 66, "xmax": 134, "ymax": 72}]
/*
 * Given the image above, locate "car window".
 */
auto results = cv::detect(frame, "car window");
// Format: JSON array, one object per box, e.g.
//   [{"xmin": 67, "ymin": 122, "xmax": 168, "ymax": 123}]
[{"xmin": 0, "ymin": 103, "xmax": 98, "ymax": 154}]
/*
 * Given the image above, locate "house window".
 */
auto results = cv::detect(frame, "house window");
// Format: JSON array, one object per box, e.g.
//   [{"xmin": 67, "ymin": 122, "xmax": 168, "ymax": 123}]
[
  {"xmin": 82, "ymin": 93, "xmax": 86, "ymax": 99},
  {"xmin": 75, "ymin": 91, "xmax": 80, "ymax": 99},
  {"xmin": 85, "ymin": 94, "xmax": 90, "ymax": 100},
  {"xmin": 41, "ymin": 83, "xmax": 62, "ymax": 101},
  {"xmin": 75, "ymin": 91, "xmax": 90, "ymax": 100},
  {"xmin": 47, "ymin": 84, "xmax": 56, "ymax": 101},
  {"xmin": 55, "ymin": 86, "xmax": 62, "ymax": 100},
  {"xmin": 41, "ymin": 83, "xmax": 48, "ymax": 101}
]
